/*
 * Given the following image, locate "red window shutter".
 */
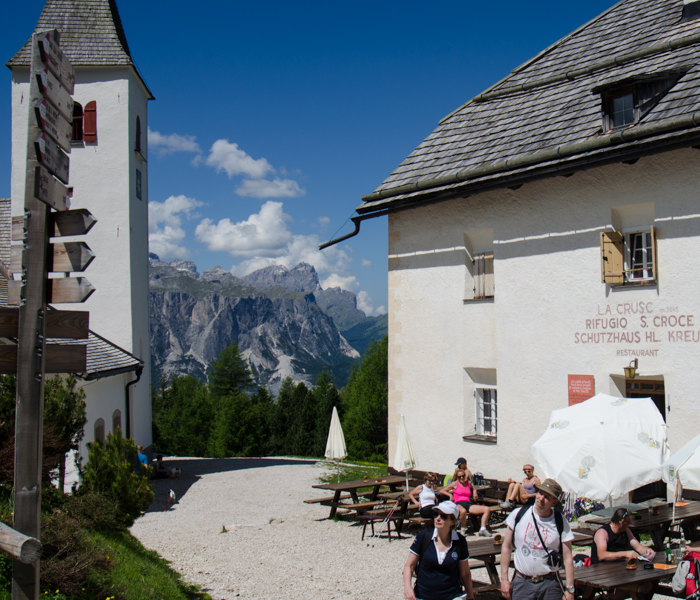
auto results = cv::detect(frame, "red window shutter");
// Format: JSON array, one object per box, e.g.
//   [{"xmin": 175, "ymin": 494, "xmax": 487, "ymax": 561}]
[{"xmin": 83, "ymin": 101, "xmax": 97, "ymax": 142}]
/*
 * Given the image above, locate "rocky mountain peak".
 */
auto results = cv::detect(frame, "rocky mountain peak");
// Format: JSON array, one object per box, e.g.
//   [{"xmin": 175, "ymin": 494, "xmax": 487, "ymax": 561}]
[{"xmin": 241, "ymin": 262, "xmax": 321, "ymax": 293}]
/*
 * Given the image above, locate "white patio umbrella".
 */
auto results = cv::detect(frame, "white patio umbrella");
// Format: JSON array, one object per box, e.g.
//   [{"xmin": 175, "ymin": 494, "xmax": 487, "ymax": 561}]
[
  {"xmin": 324, "ymin": 406, "xmax": 347, "ymax": 482},
  {"xmin": 661, "ymin": 432, "xmax": 700, "ymax": 530},
  {"xmin": 531, "ymin": 393, "xmax": 669, "ymax": 503},
  {"xmin": 393, "ymin": 414, "xmax": 417, "ymax": 491}
]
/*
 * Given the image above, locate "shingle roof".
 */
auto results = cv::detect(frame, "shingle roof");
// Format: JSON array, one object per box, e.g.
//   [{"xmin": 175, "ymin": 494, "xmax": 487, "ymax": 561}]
[
  {"xmin": 50, "ymin": 330, "xmax": 143, "ymax": 380},
  {"xmin": 359, "ymin": 0, "xmax": 700, "ymax": 214},
  {"xmin": 6, "ymin": 0, "xmax": 154, "ymax": 99}
]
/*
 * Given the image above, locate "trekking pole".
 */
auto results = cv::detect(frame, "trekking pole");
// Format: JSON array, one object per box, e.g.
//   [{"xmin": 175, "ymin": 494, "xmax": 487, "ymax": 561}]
[{"xmin": 372, "ymin": 499, "xmax": 400, "ymax": 540}]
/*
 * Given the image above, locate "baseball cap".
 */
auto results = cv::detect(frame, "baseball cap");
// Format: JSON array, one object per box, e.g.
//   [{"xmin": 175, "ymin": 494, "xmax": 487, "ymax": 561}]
[
  {"xmin": 454, "ymin": 457, "xmax": 467, "ymax": 466},
  {"xmin": 434, "ymin": 500, "xmax": 459, "ymax": 518}
]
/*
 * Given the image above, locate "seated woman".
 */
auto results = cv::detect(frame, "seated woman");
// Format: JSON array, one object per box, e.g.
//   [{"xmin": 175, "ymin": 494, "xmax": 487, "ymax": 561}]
[
  {"xmin": 500, "ymin": 464, "xmax": 540, "ymax": 508},
  {"xmin": 591, "ymin": 507, "xmax": 655, "ymax": 563},
  {"xmin": 440, "ymin": 469, "xmax": 491, "ymax": 536},
  {"xmin": 409, "ymin": 472, "xmax": 440, "ymax": 519}
]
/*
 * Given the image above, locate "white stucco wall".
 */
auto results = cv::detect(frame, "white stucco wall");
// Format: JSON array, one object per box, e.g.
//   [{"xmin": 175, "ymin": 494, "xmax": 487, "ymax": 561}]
[
  {"xmin": 387, "ymin": 148, "xmax": 700, "ymax": 485},
  {"xmin": 10, "ymin": 65, "xmax": 152, "ymax": 452}
]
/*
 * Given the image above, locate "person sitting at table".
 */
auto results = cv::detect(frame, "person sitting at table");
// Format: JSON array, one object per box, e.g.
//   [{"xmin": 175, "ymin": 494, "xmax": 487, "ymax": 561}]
[
  {"xmin": 500, "ymin": 464, "xmax": 540, "ymax": 509},
  {"xmin": 591, "ymin": 507, "xmax": 655, "ymax": 563},
  {"xmin": 440, "ymin": 469, "xmax": 491, "ymax": 536},
  {"xmin": 442, "ymin": 457, "xmax": 473, "ymax": 488},
  {"xmin": 409, "ymin": 472, "xmax": 440, "ymax": 519},
  {"xmin": 152, "ymin": 454, "xmax": 169, "ymax": 479}
]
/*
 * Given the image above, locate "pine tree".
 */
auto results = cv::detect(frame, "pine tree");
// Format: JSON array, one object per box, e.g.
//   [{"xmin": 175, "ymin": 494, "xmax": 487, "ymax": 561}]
[{"xmin": 208, "ymin": 342, "xmax": 255, "ymax": 399}]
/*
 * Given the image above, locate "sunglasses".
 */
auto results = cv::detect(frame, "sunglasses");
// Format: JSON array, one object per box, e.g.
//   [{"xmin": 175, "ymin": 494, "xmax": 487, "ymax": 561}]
[
  {"xmin": 457, "ymin": 475, "xmax": 466, "ymax": 479},
  {"xmin": 433, "ymin": 512, "xmax": 450, "ymax": 520}
]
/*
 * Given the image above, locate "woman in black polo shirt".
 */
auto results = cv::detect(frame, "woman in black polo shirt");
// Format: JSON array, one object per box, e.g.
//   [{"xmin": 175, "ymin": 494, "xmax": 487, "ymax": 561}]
[{"xmin": 402, "ymin": 500, "xmax": 474, "ymax": 600}]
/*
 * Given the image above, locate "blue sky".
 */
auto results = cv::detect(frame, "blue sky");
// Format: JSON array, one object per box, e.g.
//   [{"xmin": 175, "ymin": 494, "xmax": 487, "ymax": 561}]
[{"xmin": 2, "ymin": 0, "xmax": 614, "ymax": 316}]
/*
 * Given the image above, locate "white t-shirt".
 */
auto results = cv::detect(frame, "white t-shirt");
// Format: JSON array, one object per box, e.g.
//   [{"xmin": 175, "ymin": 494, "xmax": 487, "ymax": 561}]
[{"xmin": 506, "ymin": 506, "xmax": 574, "ymax": 576}]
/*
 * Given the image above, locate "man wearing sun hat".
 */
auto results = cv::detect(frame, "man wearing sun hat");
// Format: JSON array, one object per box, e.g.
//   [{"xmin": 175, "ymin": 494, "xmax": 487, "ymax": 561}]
[{"xmin": 500, "ymin": 478, "xmax": 575, "ymax": 600}]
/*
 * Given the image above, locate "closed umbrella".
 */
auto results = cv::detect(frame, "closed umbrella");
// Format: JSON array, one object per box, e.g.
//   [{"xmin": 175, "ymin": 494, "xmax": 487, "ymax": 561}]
[
  {"xmin": 324, "ymin": 406, "xmax": 347, "ymax": 482},
  {"xmin": 531, "ymin": 393, "xmax": 668, "ymax": 503},
  {"xmin": 661, "ymin": 432, "xmax": 700, "ymax": 531},
  {"xmin": 393, "ymin": 414, "xmax": 417, "ymax": 491}
]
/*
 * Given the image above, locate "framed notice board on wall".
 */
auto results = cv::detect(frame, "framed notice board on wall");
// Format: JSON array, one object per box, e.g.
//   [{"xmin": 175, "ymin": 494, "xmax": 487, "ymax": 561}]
[{"xmin": 568, "ymin": 374, "xmax": 595, "ymax": 405}]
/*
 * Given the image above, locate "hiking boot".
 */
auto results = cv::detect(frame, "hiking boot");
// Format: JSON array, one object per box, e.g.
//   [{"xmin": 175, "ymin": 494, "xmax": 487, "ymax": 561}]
[
  {"xmin": 500, "ymin": 500, "xmax": 514, "ymax": 509},
  {"xmin": 478, "ymin": 529, "xmax": 491, "ymax": 537}
]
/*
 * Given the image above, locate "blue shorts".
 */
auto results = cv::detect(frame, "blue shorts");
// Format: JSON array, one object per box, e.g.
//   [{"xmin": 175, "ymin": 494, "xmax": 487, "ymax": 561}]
[{"xmin": 456, "ymin": 501, "xmax": 473, "ymax": 511}]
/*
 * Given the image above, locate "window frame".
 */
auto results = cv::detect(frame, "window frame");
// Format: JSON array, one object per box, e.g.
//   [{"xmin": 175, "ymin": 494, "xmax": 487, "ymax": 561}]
[
  {"xmin": 71, "ymin": 101, "xmax": 83, "ymax": 142},
  {"xmin": 473, "ymin": 251, "xmax": 494, "ymax": 299},
  {"xmin": 600, "ymin": 226, "xmax": 657, "ymax": 286},
  {"xmin": 475, "ymin": 387, "xmax": 497, "ymax": 438},
  {"xmin": 605, "ymin": 87, "xmax": 636, "ymax": 130}
]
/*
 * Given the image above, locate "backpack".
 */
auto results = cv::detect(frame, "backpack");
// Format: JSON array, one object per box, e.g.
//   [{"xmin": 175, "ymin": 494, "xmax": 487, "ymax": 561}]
[
  {"xmin": 512, "ymin": 506, "xmax": 565, "ymax": 553},
  {"xmin": 680, "ymin": 551, "xmax": 700, "ymax": 599}
]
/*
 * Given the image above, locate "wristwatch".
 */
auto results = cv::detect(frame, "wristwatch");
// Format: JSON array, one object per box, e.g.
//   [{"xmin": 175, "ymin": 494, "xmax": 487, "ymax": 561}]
[{"xmin": 566, "ymin": 586, "xmax": 576, "ymax": 594}]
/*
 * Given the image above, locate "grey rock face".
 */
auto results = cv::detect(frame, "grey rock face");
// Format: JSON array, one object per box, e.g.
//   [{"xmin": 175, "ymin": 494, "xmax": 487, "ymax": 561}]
[
  {"xmin": 313, "ymin": 287, "xmax": 367, "ymax": 331},
  {"xmin": 241, "ymin": 262, "xmax": 321, "ymax": 292},
  {"xmin": 149, "ymin": 260, "xmax": 361, "ymax": 394}
]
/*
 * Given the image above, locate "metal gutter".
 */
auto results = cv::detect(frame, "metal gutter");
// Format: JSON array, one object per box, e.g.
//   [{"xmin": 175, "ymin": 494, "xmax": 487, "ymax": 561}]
[{"xmin": 361, "ymin": 112, "xmax": 700, "ymax": 206}]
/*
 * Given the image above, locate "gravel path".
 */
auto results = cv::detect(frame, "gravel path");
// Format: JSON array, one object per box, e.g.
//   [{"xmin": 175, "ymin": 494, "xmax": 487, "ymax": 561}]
[{"xmin": 130, "ymin": 457, "xmax": 498, "ymax": 600}]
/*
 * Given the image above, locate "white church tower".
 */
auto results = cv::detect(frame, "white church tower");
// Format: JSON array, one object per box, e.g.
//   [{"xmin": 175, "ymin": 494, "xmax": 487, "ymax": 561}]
[{"xmin": 7, "ymin": 0, "xmax": 154, "ymax": 456}]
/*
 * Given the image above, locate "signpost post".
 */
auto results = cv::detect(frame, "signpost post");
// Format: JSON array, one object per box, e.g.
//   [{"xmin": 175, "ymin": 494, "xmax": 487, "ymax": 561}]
[{"xmin": 9, "ymin": 30, "xmax": 95, "ymax": 600}]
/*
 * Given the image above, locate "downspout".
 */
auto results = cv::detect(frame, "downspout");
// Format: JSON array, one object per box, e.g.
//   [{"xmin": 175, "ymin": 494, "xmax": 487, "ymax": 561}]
[{"xmin": 125, "ymin": 365, "xmax": 143, "ymax": 439}]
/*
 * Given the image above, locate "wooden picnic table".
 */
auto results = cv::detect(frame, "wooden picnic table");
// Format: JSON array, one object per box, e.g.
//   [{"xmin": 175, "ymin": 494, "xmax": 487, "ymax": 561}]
[
  {"xmin": 311, "ymin": 475, "xmax": 408, "ymax": 518},
  {"xmin": 467, "ymin": 532, "xmax": 593, "ymax": 589},
  {"xmin": 572, "ymin": 553, "xmax": 677, "ymax": 600},
  {"xmin": 586, "ymin": 501, "xmax": 700, "ymax": 550}
]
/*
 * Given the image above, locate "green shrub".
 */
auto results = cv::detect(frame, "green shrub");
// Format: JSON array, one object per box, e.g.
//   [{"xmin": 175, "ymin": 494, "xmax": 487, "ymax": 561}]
[{"xmin": 81, "ymin": 430, "xmax": 154, "ymax": 528}]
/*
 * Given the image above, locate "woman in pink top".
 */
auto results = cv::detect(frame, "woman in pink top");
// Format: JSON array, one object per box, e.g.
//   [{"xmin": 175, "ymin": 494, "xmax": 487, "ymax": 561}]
[{"xmin": 440, "ymin": 470, "xmax": 491, "ymax": 536}]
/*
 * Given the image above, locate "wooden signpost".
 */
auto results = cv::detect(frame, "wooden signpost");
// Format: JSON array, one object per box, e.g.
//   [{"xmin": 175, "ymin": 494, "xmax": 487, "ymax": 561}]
[{"xmin": 6, "ymin": 30, "xmax": 96, "ymax": 600}]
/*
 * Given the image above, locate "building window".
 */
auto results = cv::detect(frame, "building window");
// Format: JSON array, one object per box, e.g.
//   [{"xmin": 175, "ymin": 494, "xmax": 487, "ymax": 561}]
[
  {"xmin": 610, "ymin": 91, "xmax": 634, "ymax": 128},
  {"xmin": 135, "ymin": 116, "xmax": 142, "ymax": 153},
  {"xmin": 136, "ymin": 169, "xmax": 142, "ymax": 200},
  {"xmin": 476, "ymin": 388, "xmax": 497, "ymax": 437},
  {"xmin": 94, "ymin": 418, "xmax": 105, "ymax": 443},
  {"xmin": 72, "ymin": 102, "xmax": 83, "ymax": 141},
  {"xmin": 83, "ymin": 101, "xmax": 97, "ymax": 142},
  {"xmin": 473, "ymin": 252, "xmax": 494, "ymax": 299},
  {"xmin": 601, "ymin": 227, "xmax": 656, "ymax": 285}
]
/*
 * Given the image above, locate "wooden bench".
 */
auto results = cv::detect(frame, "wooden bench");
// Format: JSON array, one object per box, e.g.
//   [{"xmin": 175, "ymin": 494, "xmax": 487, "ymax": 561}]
[
  {"xmin": 304, "ymin": 494, "xmax": 352, "ymax": 505},
  {"xmin": 355, "ymin": 514, "xmax": 405, "ymax": 541}
]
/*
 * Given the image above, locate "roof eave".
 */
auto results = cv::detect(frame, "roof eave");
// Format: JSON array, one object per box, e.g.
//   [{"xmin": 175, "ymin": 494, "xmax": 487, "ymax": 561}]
[{"xmin": 357, "ymin": 124, "xmax": 700, "ymax": 215}]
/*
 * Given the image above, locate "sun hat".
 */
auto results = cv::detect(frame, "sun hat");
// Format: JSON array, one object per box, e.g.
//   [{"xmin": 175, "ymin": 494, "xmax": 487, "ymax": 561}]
[
  {"xmin": 434, "ymin": 500, "xmax": 459, "ymax": 519},
  {"xmin": 534, "ymin": 478, "xmax": 563, "ymax": 502},
  {"xmin": 454, "ymin": 457, "xmax": 467, "ymax": 466}
]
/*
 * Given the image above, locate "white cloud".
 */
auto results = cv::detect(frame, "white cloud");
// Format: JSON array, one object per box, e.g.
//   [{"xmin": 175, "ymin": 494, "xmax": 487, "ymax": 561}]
[
  {"xmin": 317, "ymin": 216, "xmax": 330, "ymax": 229},
  {"xmin": 148, "ymin": 127, "xmax": 202, "ymax": 156},
  {"xmin": 195, "ymin": 201, "xmax": 353, "ymax": 284},
  {"xmin": 376, "ymin": 305, "xmax": 387, "ymax": 314},
  {"xmin": 356, "ymin": 290, "xmax": 373, "ymax": 314},
  {"xmin": 148, "ymin": 195, "xmax": 204, "ymax": 259},
  {"xmin": 205, "ymin": 139, "xmax": 273, "ymax": 179},
  {"xmin": 236, "ymin": 177, "xmax": 305, "ymax": 198},
  {"xmin": 361, "ymin": 259, "xmax": 372, "ymax": 268},
  {"xmin": 321, "ymin": 274, "xmax": 359, "ymax": 292}
]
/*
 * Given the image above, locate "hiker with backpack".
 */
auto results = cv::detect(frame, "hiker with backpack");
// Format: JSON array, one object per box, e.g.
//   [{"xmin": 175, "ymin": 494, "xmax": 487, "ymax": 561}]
[
  {"xmin": 403, "ymin": 500, "xmax": 474, "ymax": 600},
  {"xmin": 500, "ymin": 478, "xmax": 576, "ymax": 600}
]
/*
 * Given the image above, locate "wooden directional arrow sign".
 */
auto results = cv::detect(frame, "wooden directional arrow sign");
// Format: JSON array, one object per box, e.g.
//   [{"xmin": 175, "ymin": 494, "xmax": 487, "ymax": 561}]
[
  {"xmin": 11, "ymin": 242, "xmax": 94, "ymax": 273},
  {"xmin": 33, "ymin": 163, "xmax": 71, "ymax": 210},
  {"xmin": 32, "ymin": 98, "xmax": 71, "ymax": 153},
  {"xmin": 0, "ymin": 308, "xmax": 88, "ymax": 339},
  {"xmin": 8, "ymin": 278, "xmax": 95, "ymax": 305},
  {"xmin": 0, "ymin": 344, "xmax": 86, "ymax": 374},
  {"xmin": 33, "ymin": 133, "xmax": 69, "ymax": 184},
  {"xmin": 35, "ymin": 31, "xmax": 75, "ymax": 94},
  {"xmin": 12, "ymin": 209, "xmax": 96, "ymax": 241},
  {"xmin": 33, "ymin": 67, "xmax": 73, "ymax": 123}
]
